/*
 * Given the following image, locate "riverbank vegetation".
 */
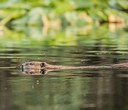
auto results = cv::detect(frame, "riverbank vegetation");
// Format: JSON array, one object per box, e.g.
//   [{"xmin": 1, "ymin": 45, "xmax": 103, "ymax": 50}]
[{"xmin": 0, "ymin": 0, "xmax": 128, "ymax": 27}]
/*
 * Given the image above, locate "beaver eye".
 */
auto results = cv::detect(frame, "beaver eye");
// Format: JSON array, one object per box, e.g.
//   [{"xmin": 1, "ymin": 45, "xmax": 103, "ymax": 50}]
[
  {"xmin": 30, "ymin": 72, "xmax": 33, "ymax": 74},
  {"xmin": 29, "ymin": 63, "xmax": 34, "ymax": 65}
]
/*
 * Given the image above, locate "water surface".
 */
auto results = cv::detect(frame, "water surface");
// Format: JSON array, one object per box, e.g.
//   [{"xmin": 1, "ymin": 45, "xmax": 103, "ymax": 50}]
[
  {"xmin": 1, "ymin": 44, "xmax": 128, "ymax": 110},
  {"xmin": 0, "ymin": 23, "xmax": 128, "ymax": 110}
]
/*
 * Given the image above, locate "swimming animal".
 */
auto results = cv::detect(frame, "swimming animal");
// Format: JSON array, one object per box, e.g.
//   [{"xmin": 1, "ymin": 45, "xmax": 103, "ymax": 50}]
[{"xmin": 21, "ymin": 61, "xmax": 128, "ymax": 75}]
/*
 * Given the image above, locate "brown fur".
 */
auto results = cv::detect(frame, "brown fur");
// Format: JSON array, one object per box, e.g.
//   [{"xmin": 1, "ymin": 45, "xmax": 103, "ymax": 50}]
[{"xmin": 21, "ymin": 61, "xmax": 128, "ymax": 75}]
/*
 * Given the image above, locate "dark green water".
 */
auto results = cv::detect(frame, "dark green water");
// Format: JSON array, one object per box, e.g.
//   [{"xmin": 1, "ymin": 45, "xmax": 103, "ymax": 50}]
[
  {"xmin": 0, "ymin": 24, "xmax": 128, "ymax": 110},
  {"xmin": 1, "ymin": 45, "xmax": 128, "ymax": 110}
]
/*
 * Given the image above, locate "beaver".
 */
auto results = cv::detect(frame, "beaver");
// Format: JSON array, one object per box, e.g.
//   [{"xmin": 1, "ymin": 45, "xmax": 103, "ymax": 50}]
[{"xmin": 21, "ymin": 61, "xmax": 128, "ymax": 75}]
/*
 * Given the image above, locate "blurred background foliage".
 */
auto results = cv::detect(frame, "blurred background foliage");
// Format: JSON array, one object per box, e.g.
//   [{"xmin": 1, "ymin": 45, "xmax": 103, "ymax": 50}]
[{"xmin": 0, "ymin": 0, "xmax": 128, "ymax": 47}]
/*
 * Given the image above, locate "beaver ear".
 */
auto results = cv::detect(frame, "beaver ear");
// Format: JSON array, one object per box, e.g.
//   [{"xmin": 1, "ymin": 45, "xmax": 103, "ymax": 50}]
[
  {"xmin": 41, "ymin": 69, "xmax": 46, "ymax": 74},
  {"xmin": 40, "ymin": 62, "xmax": 45, "ymax": 67}
]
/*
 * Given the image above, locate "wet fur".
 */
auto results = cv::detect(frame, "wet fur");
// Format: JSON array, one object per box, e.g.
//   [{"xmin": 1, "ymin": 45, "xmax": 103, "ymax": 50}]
[{"xmin": 21, "ymin": 61, "xmax": 128, "ymax": 75}]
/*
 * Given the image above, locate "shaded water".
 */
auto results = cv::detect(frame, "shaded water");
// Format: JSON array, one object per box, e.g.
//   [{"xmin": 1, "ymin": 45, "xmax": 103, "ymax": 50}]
[
  {"xmin": 0, "ymin": 24, "xmax": 128, "ymax": 110},
  {"xmin": 1, "ymin": 44, "xmax": 128, "ymax": 110}
]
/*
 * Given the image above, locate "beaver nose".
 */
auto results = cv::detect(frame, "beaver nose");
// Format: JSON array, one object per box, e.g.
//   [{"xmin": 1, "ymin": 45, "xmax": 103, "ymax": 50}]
[{"xmin": 20, "ymin": 64, "xmax": 24, "ymax": 72}]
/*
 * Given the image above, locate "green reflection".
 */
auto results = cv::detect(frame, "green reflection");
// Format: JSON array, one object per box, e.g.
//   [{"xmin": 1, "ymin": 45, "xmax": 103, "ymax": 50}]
[{"xmin": 0, "ymin": 24, "xmax": 128, "ymax": 47}]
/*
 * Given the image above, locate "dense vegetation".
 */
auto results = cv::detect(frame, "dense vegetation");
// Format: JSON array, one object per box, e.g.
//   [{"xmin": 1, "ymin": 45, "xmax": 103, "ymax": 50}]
[{"xmin": 0, "ymin": 0, "xmax": 128, "ymax": 26}]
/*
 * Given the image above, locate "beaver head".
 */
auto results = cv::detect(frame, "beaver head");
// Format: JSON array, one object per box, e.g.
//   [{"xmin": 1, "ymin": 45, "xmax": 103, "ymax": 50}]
[{"xmin": 20, "ymin": 61, "xmax": 47, "ymax": 75}]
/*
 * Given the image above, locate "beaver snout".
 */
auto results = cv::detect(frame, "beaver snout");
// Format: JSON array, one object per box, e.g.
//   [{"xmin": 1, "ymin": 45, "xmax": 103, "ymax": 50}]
[{"xmin": 20, "ymin": 64, "xmax": 24, "ymax": 72}]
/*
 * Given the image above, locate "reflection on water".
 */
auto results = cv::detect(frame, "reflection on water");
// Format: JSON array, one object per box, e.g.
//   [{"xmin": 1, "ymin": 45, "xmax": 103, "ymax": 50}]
[
  {"xmin": 0, "ymin": 23, "xmax": 128, "ymax": 110},
  {"xmin": 0, "ymin": 44, "xmax": 128, "ymax": 110},
  {"xmin": 0, "ymin": 23, "xmax": 128, "ymax": 47}
]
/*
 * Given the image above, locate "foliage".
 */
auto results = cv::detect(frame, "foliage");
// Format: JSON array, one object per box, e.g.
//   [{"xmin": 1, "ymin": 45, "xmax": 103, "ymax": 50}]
[{"xmin": 0, "ymin": 0, "xmax": 128, "ymax": 26}]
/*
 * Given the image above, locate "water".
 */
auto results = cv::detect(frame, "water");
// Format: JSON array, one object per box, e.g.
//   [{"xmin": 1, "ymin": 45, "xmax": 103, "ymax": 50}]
[{"xmin": 0, "ymin": 25, "xmax": 128, "ymax": 110}]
